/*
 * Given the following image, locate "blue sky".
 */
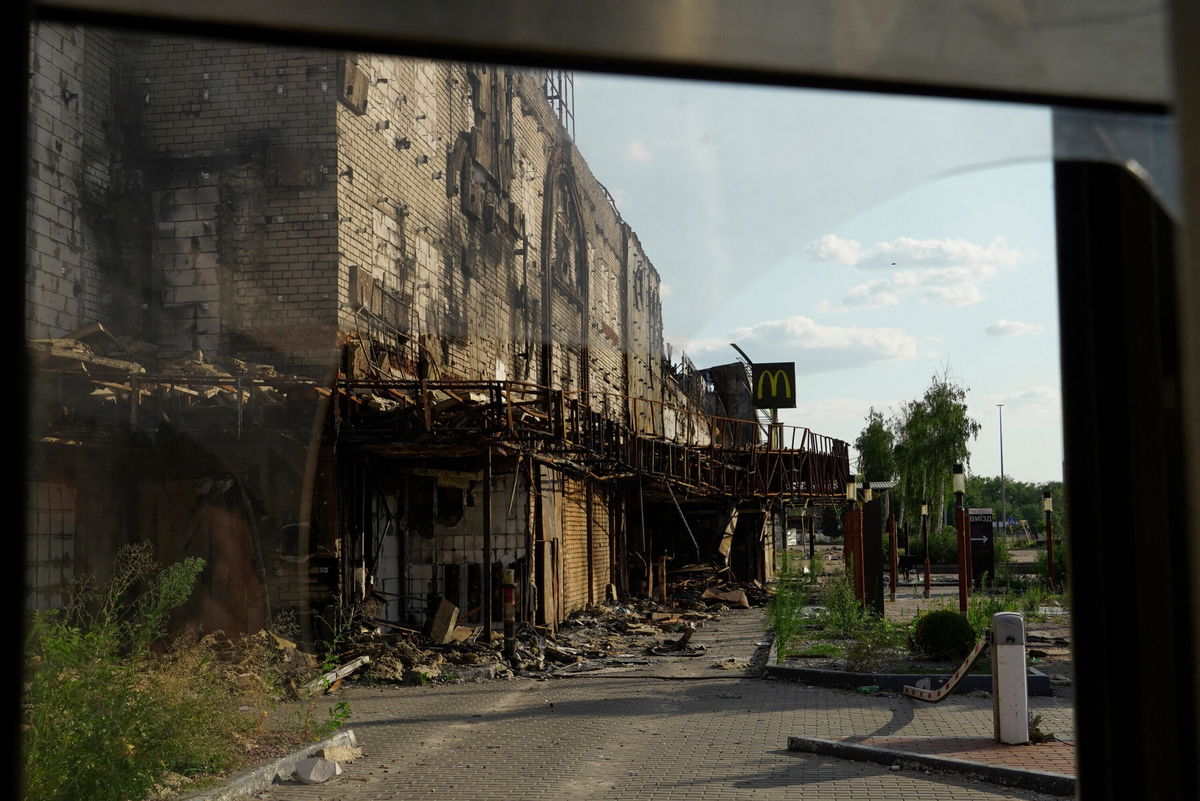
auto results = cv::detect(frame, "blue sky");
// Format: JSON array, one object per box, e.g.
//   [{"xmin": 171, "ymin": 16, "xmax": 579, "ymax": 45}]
[{"xmin": 572, "ymin": 72, "xmax": 1063, "ymax": 483}]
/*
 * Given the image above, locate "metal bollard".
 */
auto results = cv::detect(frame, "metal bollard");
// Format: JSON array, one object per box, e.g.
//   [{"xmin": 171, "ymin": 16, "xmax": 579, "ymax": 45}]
[{"xmin": 991, "ymin": 612, "xmax": 1029, "ymax": 744}]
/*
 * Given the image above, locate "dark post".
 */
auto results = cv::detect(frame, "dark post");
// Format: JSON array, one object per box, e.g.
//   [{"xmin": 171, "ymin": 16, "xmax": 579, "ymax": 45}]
[
  {"xmin": 808, "ymin": 510, "xmax": 816, "ymax": 562},
  {"xmin": 842, "ymin": 474, "xmax": 865, "ymax": 602},
  {"xmin": 861, "ymin": 482, "xmax": 884, "ymax": 615},
  {"xmin": 1043, "ymin": 490, "xmax": 1056, "ymax": 589},
  {"xmin": 482, "ymin": 447, "xmax": 493, "ymax": 640},
  {"xmin": 921, "ymin": 499, "xmax": 931, "ymax": 599},
  {"xmin": 888, "ymin": 513, "xmax": 899, "ymax": 602},
  {"xmin": 953, "ymin": 462, "xmax": 968, "ymax": 614},
  {"xmin": 502, "ymin": 568, "xmax": 516, "ymax": 659}
]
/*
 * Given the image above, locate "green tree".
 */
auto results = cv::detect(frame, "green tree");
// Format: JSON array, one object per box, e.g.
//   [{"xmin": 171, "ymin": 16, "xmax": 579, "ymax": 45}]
[
  {"xmin": 854, "ymin": 407, "xmax": 896, "ymax": 483},
  {"xmin": 891, "ymin": 368, "xmax": 982, "ymax": 530}
]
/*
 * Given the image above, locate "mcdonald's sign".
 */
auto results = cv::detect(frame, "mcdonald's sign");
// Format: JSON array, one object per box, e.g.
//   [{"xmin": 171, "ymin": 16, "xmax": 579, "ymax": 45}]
[{"xmin": 751, "ymin": 362, "xmax": 797, "ymax": 409}]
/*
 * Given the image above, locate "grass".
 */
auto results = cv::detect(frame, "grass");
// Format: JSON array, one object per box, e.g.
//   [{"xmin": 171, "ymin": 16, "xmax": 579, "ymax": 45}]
[
  {"xmin": 770, "ymin": 556, "xmax": 909, "ymax": 670},
  {"xmin": 772, "ymin": 549, "xmax": 1069, "ymax": 673},
  {"xmin": 21, "ymin": 544, "xmax": 300, "ymax": 801}
]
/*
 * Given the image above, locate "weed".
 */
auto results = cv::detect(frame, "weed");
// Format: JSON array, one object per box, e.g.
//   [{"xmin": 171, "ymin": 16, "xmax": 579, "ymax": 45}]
[
  {"xmin": 796, "ymin": 643, "xmax": 840, "ymax": 658},
  {"xmin": 844, "ymin": 616, "xmax": 906, "ymax": 673},
  {"xmin": 21, "ymin": 544, "xmax": 265, "ymax": 801},
  {"xmin": 1029, "ymin": 713, "xmax": 1055, "ymax": 743},
  {"xmin": 767, "ymin": 551, "xmax": 820, "ymax": 660},
  {"xmin": 817, "ymin": 564, "xmax": 872, "ymax": 639},
  {"xmin": 967, "ymin": 593, "xmax": 1010, "ymax": 636}
]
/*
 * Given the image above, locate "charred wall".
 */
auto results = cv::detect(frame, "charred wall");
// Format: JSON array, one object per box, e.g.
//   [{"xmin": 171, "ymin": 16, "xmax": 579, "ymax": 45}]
[{"xmin": 111, "ymin": 35, "xmax": 341, "ymax": 375}]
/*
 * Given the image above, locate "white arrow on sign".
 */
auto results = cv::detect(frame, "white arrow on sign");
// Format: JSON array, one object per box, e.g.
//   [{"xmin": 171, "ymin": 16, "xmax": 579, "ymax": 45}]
[{"xmin": 971, "ymin": 535, "xmax": 989, "ymax": 543}]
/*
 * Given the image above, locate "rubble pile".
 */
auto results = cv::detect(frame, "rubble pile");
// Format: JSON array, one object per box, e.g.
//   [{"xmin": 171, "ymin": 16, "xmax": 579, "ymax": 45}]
[
  {"xmin": 666, "ymin": 563, "xmax": 774, "ymax": 608},
  {"xmin": 292, "ymin": 564, "xmax": 770, "ymax": 691}
]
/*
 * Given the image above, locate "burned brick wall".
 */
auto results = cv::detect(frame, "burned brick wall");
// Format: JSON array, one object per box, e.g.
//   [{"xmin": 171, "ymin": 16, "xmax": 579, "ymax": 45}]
[
  {"xmin": 111, "ymin": 35, "xmax": 341, "ymax": 376},
  {"xmin": 26, "ymin": 23, "xmax": 122, "ymax": 340},
  {"xmin": 330, "ymin": 59, "xmax": 658, "ymax": 411}
]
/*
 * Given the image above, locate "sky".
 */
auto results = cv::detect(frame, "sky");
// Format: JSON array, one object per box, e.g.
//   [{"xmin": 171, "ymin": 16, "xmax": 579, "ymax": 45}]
[{"xmin": 571, "ymin": 72, "xmax": 1063, "ymax": 483}]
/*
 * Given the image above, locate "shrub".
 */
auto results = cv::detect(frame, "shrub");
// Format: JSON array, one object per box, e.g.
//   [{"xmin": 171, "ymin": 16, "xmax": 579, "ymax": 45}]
[
  {"xmin": 908, "ymin": 525, "xmax": 958, "ymax": 563},
  {"xmin": 844, "ymin": 615, "xmax": 907, "ymax": 673},
  {"xmin": 911, "ymin": 608, "xmax": 977, "ymax": 661},
  {"xmin": 21, "ymin": 544, "xmax": 273, "ymax": 801},
  {"xmin": 967, "ymin": 593, "xmax": 1009, "ymax": 636},
  {"xmin": 818, "ymin": 562, "xmax": 872, "ymax": 639}
]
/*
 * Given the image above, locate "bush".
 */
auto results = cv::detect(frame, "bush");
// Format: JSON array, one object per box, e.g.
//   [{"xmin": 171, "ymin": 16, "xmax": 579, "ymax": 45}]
[
  {"xmin": 21, "ymin": 544, "xmax": 273, "ymax": 801},
  {"xmin": 911, "ymin": 608, "xmax": 977, "ymax": 661},
  {"xmin": 907, "ymin": 525, "xmax": 957, "ymax": 563},
  {"xmin": 844, "ymin": 615, "xmax": 907, "ymax": 673},
  {"xmin": 818, "ymin": 562, "xmax": 872, "ymax": 639}
]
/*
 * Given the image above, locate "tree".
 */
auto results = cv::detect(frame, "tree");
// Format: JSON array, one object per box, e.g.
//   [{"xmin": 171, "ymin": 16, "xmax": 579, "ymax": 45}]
[
  {"xmin": 854, "ymin": 407, "xmax": 896, "ymax": 483},
  {"xmin": 891, "ymin": 368, "xmax": 982, "ymax": 530}
]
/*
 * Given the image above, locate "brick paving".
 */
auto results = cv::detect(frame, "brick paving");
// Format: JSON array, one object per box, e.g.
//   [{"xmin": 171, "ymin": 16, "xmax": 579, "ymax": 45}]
[
  {"xmin": 839, "ymin": 737, "xmax": 1076, "ymax": 777},
  {"xmin": 252, "ymin": 609, "xmax": 1074, "ymax": 801}
]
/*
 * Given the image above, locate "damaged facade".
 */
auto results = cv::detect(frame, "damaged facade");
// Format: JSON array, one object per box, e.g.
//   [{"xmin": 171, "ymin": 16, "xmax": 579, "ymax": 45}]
[{"xmin": 25, "ymin": 23, "xmax": 849, "ymax": 643}]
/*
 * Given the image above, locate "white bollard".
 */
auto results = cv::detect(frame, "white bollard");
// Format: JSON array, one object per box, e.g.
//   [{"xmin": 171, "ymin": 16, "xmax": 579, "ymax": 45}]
[{"xmin": 992, "ymin": 612, "xmax": 1030, "ymax": 744}]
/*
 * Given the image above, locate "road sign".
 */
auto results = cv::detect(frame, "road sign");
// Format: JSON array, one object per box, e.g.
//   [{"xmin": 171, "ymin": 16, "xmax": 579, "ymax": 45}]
[
  {"xmin": 751, "ymin": 362, "xmax": 797, "ymax": 409},
  {"xmin": 968, "ymin": 508, "xmax": 994, "ymax": 588},
  {"xmin": 1008, "ymin": 516, "xmax": 1018, "ymax": 526}
]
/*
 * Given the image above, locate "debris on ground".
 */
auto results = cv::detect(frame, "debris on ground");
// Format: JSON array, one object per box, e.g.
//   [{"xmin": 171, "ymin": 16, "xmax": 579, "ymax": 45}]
[
  {"xmin": 300, "ymin": 655, "xmax": 372, "ymax": 697},
  {"xmin": 301, "ymin": 562, "xmax": 771, "ymax": 688}
]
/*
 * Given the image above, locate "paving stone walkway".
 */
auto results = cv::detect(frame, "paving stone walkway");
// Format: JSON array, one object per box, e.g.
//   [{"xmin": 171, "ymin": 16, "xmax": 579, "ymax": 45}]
[
  {"xmin": 836, "ymin": 736, "xmax": 1076, "ymax": 777},
  {"xmin": 251, "ymin": 608, "xmax": 1074, "ymax": 801}
]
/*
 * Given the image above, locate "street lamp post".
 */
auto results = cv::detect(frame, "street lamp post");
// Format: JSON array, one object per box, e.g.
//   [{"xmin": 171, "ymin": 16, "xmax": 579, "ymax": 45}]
[
  {"xmin": 997, "ymin": 404, "xmax": 1007, "ymax": 539},
  {"xmin": 953, "ymin": 462, "xmax": 968, "ymax": 614},
  {"xmin": 1043, "ymin": 490, "xmax": 1056, "ymax": 588},
  {"xmin": 921, "ymin": 499, "xmax": 930, "ymax": 599}
]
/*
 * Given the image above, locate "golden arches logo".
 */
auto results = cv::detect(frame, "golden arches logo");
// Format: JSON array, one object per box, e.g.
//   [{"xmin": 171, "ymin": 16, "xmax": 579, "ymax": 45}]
[{"xmin": 757, "ymin": 369, "xmax": 792, "ymax": 400}]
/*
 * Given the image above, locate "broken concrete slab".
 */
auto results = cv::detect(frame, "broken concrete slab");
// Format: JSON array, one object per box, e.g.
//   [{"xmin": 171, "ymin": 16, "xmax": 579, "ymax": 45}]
[
  {"xmin": 447, "ymin": 625, "xmax": 476, "ymax": 643},
  {"xmin": 431, "ymin": 599, "xmax": 460, "ymax": 644},
  {"xmin": 294, "ymin": 756, "xmax": 342, "ymax": 784}
]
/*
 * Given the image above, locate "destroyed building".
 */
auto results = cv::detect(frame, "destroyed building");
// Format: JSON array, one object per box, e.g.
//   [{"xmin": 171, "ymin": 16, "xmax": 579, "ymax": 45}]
[{"xmin": 25, "ymin": 23, "xmax": 850, "ymax": 643}]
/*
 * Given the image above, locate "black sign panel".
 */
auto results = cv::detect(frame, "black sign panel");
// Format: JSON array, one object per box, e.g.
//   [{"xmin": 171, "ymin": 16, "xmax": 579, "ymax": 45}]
[
  {"xmin": 968, "ymin": 507, "xmax": 995, "ymax": 589},
  {"xmin": 751, "ymin": 362, "xmax": 797, "ymax": 409}
]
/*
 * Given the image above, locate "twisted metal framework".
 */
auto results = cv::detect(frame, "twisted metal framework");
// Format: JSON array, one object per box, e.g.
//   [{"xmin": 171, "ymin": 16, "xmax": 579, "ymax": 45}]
[{"xmin": 336, "ymin": 379, "xmax": 849, "ymax": 502}]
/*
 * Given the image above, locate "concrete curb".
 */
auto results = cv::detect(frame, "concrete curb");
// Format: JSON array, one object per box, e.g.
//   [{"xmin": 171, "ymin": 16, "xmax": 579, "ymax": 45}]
[
  {"xmin": 786, "ymin": 735, "xmax": 1075, "ymax": 796},
  {"xmin": 764, "ymin": 636, "xmax": 1052, "ymax": 696},
  {"xmin": 179, "ymin": 729, "xmax": 359, "ymax": 801}
]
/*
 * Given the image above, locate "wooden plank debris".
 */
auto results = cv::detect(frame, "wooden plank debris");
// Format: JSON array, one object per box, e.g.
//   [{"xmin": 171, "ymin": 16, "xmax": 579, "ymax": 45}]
[{"xmin": 300, "ymin": 655, "xmax": 372, "ymax": 697}]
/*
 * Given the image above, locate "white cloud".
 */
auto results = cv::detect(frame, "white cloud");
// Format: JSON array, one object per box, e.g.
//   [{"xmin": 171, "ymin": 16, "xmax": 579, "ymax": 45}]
[
  {"xmin": 812, "ymin": 234, "xmax": 1025, "ymax": 310},
  {"xmin": 659, "ymin": 282, "xmax": 673, "ymax": 298},
  {"xmin": 985, "ymin": 319, "xmax": 1044, "ymax": 336},
  {"xmin": 624, "ymin": 140, "xmax": 654, "ymax": 163},
  {"xmin": 678, "ymin": 315, "xmax": 918, "ymax": 375},
  {"xmin": 808, "ymin": 234, "xmax": 862, "ymax": 264}
]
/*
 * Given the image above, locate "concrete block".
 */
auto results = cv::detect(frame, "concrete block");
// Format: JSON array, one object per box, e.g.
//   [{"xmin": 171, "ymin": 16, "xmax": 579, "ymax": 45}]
[{"xmin": 293, "ymin": 756, "xmax": 342, "ymax": 784}]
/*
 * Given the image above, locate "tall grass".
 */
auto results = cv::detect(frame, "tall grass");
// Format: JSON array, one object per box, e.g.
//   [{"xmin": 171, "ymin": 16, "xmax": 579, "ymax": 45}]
[
  {"xmin": 767, "ymin": 552, "xmax": 820, "ymax": 658},
  {"xmin": 22, "ymin": 544, "xmax": 273, "ymax": 801}
]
